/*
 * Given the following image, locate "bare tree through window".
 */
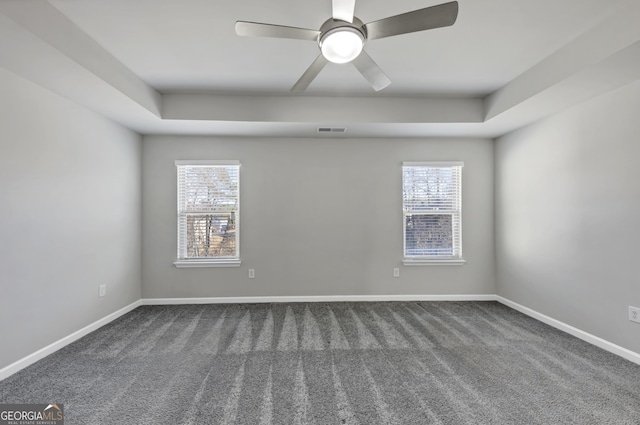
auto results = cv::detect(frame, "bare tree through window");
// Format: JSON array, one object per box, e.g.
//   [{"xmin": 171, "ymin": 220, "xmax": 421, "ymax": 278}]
[
  {"xmin": 402, "ymin": 162, "xmax": 462, "ymax": 260},
  {"xmin": 177, "ymin": 162, "xmax": 240, "ymax": 261}
]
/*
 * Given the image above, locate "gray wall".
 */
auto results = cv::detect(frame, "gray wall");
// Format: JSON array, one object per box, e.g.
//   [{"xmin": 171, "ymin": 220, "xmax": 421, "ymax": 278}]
[
  {"xmin": 495, "ymin": 80, "xmax": 640, "ymax": 354},
  {"xmin": 142, "ymin": 136, "xmax": 494, "ymax": 298},
  {"xmin": 0, "ymin": 69, "xmax": 142, "ymax": 370}
]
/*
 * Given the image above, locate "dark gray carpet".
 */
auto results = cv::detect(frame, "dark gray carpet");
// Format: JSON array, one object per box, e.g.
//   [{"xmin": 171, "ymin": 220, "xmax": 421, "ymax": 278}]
[{"xmin": 1, "ymin": 301, "xmax": 639, "ymax": 424}]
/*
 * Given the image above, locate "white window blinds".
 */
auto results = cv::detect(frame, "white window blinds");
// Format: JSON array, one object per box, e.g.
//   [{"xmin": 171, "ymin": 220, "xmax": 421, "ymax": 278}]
[
  {"xmin": 176, "ymin": 161, "xmax": 240, "ymax": 261},
  {"xmin": 402, "ymin": 162, "xmax": 463, "ymax": 260}
]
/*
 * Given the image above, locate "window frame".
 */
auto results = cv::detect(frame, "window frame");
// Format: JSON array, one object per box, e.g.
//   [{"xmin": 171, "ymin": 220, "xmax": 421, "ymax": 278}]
[
  {"xmin": 402, "ymin": 161, "xmax": 465, "ymax": 266},
  {"xmin": 174, "ymin": 160, "xmax": 241, "ymax": 268}
]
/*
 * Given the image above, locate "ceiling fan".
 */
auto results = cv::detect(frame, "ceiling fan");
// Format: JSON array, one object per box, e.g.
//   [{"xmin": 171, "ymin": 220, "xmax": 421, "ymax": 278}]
[{"xmin": 235, "ymin": 0, "xmax": 459, "ymax": 93}]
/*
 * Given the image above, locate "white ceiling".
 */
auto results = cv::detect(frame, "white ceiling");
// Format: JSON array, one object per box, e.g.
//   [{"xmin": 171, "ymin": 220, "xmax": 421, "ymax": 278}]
[
  {"xmin": 1, "ymin": 0, "xmax": 639, "ymax": 138},
  {"xmin": 48, "ymin": 0, "xmax": 622, "ymax": 96}
]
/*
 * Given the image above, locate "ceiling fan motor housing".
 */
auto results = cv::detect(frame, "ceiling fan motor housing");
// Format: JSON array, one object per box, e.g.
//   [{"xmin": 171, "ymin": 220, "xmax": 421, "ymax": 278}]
[
  {"xmin": 318, "ymin": 17, "xmax": 367, "ymax": 63},
  {"xmin": 319, "ymin": 17, "xmax": 366, "ymax": 37}
]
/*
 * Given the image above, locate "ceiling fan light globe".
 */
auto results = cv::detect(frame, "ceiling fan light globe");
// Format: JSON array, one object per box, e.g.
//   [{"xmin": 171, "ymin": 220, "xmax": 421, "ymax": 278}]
[{"xmin": 320, "ymin": 28, "xmax": 364, "ymax": 64}]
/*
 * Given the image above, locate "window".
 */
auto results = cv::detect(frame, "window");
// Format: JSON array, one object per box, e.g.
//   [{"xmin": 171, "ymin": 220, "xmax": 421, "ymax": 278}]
[
  {"xmin": 174, "ymin": 160, "xmax": 240, "ymax": 267},
  {"xmin": 402, "ymin": 162, "xmax": 464, "ymax": 265}
]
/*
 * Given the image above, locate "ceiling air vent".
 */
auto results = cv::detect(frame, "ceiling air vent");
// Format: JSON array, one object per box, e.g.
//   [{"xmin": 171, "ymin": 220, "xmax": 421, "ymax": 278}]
[{"xmin": 317, "ymin": 127, "xmax": 346, "ymax": 133}]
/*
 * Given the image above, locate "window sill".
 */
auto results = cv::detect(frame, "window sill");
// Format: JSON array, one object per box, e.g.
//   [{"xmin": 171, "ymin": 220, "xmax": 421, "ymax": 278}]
[
  {"xmin": 403, "ymin": 258, "xmax": 466, "ymax": 266},
  {"xmin": 174, "ymin": 259, "xmax": 241, "ymax": 268}
]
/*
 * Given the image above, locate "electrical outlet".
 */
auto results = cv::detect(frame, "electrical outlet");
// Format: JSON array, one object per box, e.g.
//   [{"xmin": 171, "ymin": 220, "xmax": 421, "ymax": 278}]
[
  {"xmin": 629, "ymin": 306, "xmax": 640, "ymax": 324},
  {"xmin": 248, "ymin": 269, "xmax": 255, "ymax": 279},
  {"xmin": 393, "ymin": 268, "xmax": 400, "ymax": 278},
  {"xmin": 99, "ymin": 284, "xmax": 106, "ymax": 298}
]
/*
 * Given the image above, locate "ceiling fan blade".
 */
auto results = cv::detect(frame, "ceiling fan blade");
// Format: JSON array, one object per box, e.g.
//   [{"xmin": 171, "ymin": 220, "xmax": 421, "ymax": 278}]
[
  {"xmin": 352, "ymin": 51, "xmax": 391, "ymax": 91},
  {"xmin": 332, "ymin": 0, "xmax": 356, "ymax": 23},
  {"xmin": 235, "ymin": 21, "xmax": 320, "ymax": 41},
  {"xmin": 364, "ymin": 1, "xmax": 458, "ymax": 41},
  {"xmin": 291, "ymin": 55, "xmax": 329, "ymax": 93}
]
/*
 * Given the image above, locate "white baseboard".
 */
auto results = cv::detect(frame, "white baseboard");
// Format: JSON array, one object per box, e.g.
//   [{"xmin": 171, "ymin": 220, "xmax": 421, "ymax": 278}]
[
  {"xmin": 0, "ymin": 300, "xmax": 142, "ymax": 381},
  {"xmin": 496, "ymin": 296, "xmax": 640, "ymax": 366},
  {"xmin": 141, "ymin": 294, "xmax": 497, "ymax": 305}
]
